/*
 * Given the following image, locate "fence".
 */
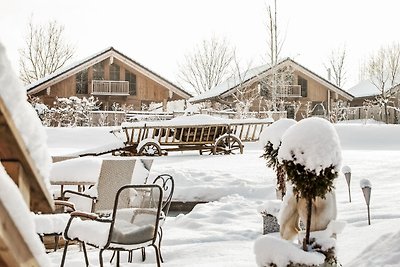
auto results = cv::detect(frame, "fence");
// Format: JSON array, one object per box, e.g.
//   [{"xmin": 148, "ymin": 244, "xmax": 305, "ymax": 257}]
[{"xmin": 346, "ymin": 106, "xmax": 400, "ymax": 124}]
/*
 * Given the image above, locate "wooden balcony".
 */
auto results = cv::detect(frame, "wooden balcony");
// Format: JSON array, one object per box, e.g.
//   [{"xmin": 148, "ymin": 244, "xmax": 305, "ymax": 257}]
[
  {"xmin": 276, "ymin": 85, "xmax": 301, "ymax": 97},
  {"xmin": 91, "ymin": 80, "xmax": 129, "ymax": 96}
]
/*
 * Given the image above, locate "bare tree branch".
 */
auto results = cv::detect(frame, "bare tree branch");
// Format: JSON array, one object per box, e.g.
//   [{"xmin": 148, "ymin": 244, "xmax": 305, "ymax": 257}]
[
  {"xmin": 366, "ymin": 42, "xmax": 400, "ymax": 123},
  {"xmin": 19, "ymin": 18, "xmax": 75, "ymax": 85},
  {"xmin": 324, "ymin": 45, "xmax": 347, "ymax": 88},
  {"xmin": 178, "ymin": 36, "xmax": 235, "ymax": 95}
]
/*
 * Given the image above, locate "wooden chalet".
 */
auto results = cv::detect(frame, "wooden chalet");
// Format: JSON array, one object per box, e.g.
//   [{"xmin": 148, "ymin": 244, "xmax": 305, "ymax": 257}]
[
  {"xmin": 26, "ymin": 47, "xmax": 192, "ymax": 110},
  {"xmin": 348, "ymin": 79, "xmax": 400, "ymax": 107},
  {"xmin": 0, "ymin": 97, "xmax": 54, "ymax": 266},
  {"xmin": 190, "ymin": 58, "xmax": 354, "ymax": 120}
]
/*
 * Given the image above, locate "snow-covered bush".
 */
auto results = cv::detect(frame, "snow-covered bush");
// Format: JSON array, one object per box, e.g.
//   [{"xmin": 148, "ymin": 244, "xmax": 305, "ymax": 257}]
[
  {"xmin": 278, "ymin": 117, "xmax": 342, "ymax": 251},
  {"xmin": 260, "ymin": 118, "xmax": 296, "ymax": 199},
  {"xmin": 28, "ymin": 96, "xmax": 102, "ymax": 127}
]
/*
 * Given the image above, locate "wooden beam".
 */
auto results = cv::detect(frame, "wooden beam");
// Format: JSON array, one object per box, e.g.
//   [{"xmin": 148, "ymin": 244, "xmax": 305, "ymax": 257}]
[
  {"xmin": 0, "ymin": 98, "xmax": 54, "ymax": 212},
  {"xmin": 2, "ymin": 161, "xmax": 31, "ymax": 207},
  {"xmin": 0, "ymin": 201, "xmax": 40, "ymax": 267}
]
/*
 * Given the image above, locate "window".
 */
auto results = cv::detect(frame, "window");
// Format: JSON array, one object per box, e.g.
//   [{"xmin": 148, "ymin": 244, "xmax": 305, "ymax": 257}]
[
  {"xmin": 258, "ymin": 83, "xmax": 269, "ymax": 97},
  {"xmin": 298, "ymin": 76, "xmax": 308, "ymax": 97},
  {"xmin": 312, "ymin": 102, "xmax": 326, "ymax": 116},
  {"xmin": 76, "ymin": 69, "xmax": 88, "ymax": 94},
  {"xmin": 110, "ymin": 63, "xmax": 120, "ymax": 81},
  {"xmin": 93, "ymin": 62, "xmax": 104, "ymax": 80},
  {"xmin": 125, "ymin": 70, "xmax": 137, "ymax": 95}
]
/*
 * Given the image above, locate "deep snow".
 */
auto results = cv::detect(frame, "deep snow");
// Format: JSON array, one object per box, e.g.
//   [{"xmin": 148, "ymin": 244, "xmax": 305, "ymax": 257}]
[{"xmin": 44, "ymin": 121, "xmax": 400, "ymax": 267}]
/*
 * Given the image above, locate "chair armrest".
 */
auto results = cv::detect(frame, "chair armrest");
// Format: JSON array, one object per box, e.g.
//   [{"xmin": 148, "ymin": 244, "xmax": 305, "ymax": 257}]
[
  {"xmin": 69, "ymin": 211, "xmax": 113, "ymax": 223},
  {"xmin": 62, "ymin": 190, "xmax": 96, "ymax": 200},
  {"xmin": 70, "ymin": 211, "xmax": 99, "ymax": 220},
  {"xmin": 54, "ymin": 200, "xmax": 76, "ymax": 211}
]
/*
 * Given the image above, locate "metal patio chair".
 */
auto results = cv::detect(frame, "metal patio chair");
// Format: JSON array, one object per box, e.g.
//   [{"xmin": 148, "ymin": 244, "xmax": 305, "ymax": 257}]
[{"xmin": 60, "ymin": 184, "xmax": 163, "ymax": 267}]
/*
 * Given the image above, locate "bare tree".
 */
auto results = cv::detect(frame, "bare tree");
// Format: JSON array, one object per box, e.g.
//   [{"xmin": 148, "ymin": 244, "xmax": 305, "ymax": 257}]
[
  {"xmin": 266, "ymin": 0, "xmax": 283, "ymax": 67},
  {"xmin": 178, "ymin": 37, "xmax": 235, "ymax": 95},
  {"xmin": 325, "ymin": 45, "xmax": 347, "ymax": 88},
  {"xmin": 228, "ymin": 57, "xmax": 260, "ymax": 118},
  {"xmin": 366, "ymin": 42, "xmax": 400, "ymax": 123},
  {"xmin": 265, "ymin": 0, "xmax": 290, "ymax": 111},
  {"xmin": 19, "ymin": 18, "xmax": 75, "ymax": 84}
]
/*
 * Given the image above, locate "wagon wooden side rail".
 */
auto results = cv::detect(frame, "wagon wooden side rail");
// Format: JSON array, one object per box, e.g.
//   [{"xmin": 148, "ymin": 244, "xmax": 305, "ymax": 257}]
[{"xmin": 113, "ymin": 120, "xmax": 271, "ymax": 156}]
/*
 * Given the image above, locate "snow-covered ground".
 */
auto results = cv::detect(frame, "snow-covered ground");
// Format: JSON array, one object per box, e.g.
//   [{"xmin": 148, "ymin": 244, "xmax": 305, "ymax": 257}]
[{"xmin": 45, "ymin": 121, "xmax": 400, "ymax": 267}]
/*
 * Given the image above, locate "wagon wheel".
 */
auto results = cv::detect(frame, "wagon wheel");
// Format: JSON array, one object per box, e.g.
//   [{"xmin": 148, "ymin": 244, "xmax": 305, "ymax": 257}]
[
  {"xmin": 213, "ymin": 135, "xmax": 243, "ymax": 155},
  {"xmin": 111, "ymin": 146, "xmax": 137, "ymax": 156},
  {"xmin": 138, "ymin": 142, "xmax": 162, "ymax": 156}
]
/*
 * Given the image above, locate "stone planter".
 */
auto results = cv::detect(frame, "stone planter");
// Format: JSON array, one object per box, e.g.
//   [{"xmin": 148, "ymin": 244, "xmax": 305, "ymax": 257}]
[{"xmin": 262, "ymin": 213, "xmax": 280, "ymax": 234}]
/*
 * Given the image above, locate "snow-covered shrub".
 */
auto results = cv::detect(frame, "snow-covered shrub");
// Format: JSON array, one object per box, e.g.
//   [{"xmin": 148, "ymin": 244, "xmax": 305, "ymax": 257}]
[
  {"xmin": 260, "ymin": 119, "xmax": 296, "ymax": 199},
  {"xmin": 28, "ymin": 96, "xmax": 101, "ymax": 127},
  {"xmin": 278, "ymin": 117, "xmax": 342, "ymax": 251}
]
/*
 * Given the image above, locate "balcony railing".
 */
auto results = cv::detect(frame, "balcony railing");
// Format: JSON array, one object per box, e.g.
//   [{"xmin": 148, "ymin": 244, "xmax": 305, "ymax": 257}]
[
  {"xmin": 276, "ymin": 85, "xmax": 301, "ymax": 97},
  {"xmin": 91, "ymin": 80, "xmax": 129, "ymax": 95}
]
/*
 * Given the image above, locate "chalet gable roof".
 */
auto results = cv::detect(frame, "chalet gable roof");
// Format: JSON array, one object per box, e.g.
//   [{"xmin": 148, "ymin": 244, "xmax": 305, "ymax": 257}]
[
  {"xmin": 26, "ymin": 47, "xmax": 192, "ymax": 99},
  {"xmin": 190, "ymin": 58, "xmax": 354, "ymax": 103},
  {"xmin": 347, "ymin": 79, "xmax": 400, "ymax": 98}
]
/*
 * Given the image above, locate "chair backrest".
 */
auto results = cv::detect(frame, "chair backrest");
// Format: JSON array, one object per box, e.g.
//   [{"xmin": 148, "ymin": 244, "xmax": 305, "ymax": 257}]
[
  {"xmin": 131, "ymin": 158, "xmax": 154, "ymax": 184},
  {"xmin": 107, "ymin": 184, "xmax": 163, "ymax": 246},
  {"xmin": 95, "ymin": 159, "xmax": 137, "ymax": 213},
  {"xmin": 152, "ymin": 174, "xmax": 174, "ymax": 217}
]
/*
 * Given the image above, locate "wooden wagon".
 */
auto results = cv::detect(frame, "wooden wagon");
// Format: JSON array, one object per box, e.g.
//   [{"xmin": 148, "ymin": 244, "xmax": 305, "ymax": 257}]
[{"xmin": 112, "ymin": 117, "xmax": 272, "ymax": 156}]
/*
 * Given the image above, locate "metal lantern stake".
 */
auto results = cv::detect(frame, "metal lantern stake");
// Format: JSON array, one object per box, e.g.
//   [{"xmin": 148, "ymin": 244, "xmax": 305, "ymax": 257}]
[
  {"xmin": 360, "ymin": 179, "xmax": 372, "ymax": 225},
  {"xmin": 342, "ymin": 165, "xmax": 352, "ymax": 202}
]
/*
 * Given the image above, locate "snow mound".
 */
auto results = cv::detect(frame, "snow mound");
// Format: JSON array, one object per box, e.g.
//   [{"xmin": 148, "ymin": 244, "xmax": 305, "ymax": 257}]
[
  {"xmin": 259, "ymin": 118, "xmax": 297, "ymax": 149},
  {"xmin": 278, "ymin": 117, "xmax": 342, "ymax": 173},
  {"xmin": 254, "ymin": 235, "xmax": 325, "ymax": 267}
]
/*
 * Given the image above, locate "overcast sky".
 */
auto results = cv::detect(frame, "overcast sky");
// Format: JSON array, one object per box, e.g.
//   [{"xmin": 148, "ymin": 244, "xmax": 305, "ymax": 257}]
[{"xmin": 1, "ymin": 0, "xmax": 399, "ymax": 90}]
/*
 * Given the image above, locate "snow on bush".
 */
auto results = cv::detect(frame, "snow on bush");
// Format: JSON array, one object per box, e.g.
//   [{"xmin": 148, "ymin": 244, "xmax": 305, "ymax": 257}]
[
  {"xmin": 278, "ymin": 117, "xmax": 342, "ymax": 174},
  {"xmin": 259, "ymin": 118, "xmax": 297, "ymax": 148},
  {"xmin": 261, "ymin": 119, "xmax": 297, "ymax": 199}
]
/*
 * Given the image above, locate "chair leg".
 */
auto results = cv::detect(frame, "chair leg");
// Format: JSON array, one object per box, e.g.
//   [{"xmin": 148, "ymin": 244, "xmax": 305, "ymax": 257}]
[
  {"xmin": 117, "ymin": 251, "xmax": 120, "ymax": 267},
  {"xmin": 82, "ymin": 242, "xmax": 89, "ymax": 267},
  {"xmin": 54, "ymin": 235, "xmax": 60, "ymax": 251},
  {"xmin": 141, "ymin": 247, "xmax": 146, "ymax": 261},
  {"xmin": 152, "ymin": 244, "xmax": 161, "ymax": 267},
  {"xmin": 60, "ymin": 240, "xmax": 69, "ymax": 267},
  {"xmin": 158, "ymin": 227, "xmax": 164, "ymax": 262},
  {"xmin": 128, "ymin": 251, "xmax": 133, "ymax": 263},
  {"xmin": 110, "ymin": 251, "xmax": 116, "ymax": 263},
  {"xmin": 99, "ymin": 249, "xmax": 104, "ymax": 267}
]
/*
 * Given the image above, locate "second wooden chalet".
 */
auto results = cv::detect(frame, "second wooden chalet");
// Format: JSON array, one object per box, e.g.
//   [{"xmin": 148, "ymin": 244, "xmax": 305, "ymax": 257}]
[
  {"xmin": 26, "ymin": 47, "xmax": 192, "ymax": 110},
  {"xmin": 190, "ymin": 58, "xmax": 354, "ymax": 120}
]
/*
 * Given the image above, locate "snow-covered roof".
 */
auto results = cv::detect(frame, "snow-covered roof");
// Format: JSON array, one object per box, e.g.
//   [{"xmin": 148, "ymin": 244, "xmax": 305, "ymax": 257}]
[
  {"xmin": 190, "ymin": 64, "xmax": 270, "ymax": 102},
  {"xmin": 26, "ymin": 47, "xmax": 192, "ymax": 99},
  {"xmin": 347, "ymin": 79, "xmax": 394, "ymax": 98},
  {"xmin": 190, "ymin": 58, "xmax": 354, "ymax": 103}
]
